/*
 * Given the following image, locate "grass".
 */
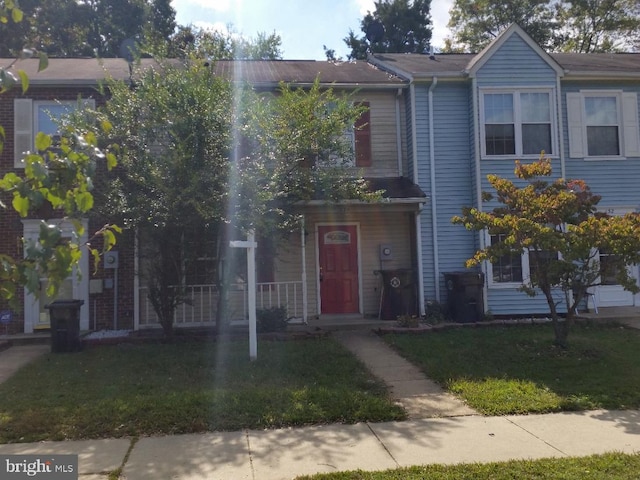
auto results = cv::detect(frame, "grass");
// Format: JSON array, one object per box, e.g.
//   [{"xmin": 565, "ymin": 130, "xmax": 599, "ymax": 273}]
[
  {"xmin": 383, "ymin": 322, "xmax": 640, "ymax": 415},
  {"xmin": 294, "ymin": 452, "xmax": 640, "ymax": 479},
  {"xmin": 0, "ymin": 338, "xmax": 405, "ymax": 443}
]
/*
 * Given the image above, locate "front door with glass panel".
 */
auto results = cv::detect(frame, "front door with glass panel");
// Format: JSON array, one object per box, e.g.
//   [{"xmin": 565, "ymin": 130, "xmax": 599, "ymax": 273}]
[{"xmin": 596, "ymin": 249, "xmax": 636, "ymax": 307}]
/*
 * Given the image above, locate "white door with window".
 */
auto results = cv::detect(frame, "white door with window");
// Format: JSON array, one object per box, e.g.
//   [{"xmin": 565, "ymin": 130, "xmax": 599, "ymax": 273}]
[
  {"xmin": 596, "ymin": 249, "xmax": 637, "ymax": 308},
  {"xmin": 22, "ymin": 219, "xmax": 89, "ymax": 333},
  {"xmin": 594, "ymin": 208, "xmax": 639, "ymax": 308}
]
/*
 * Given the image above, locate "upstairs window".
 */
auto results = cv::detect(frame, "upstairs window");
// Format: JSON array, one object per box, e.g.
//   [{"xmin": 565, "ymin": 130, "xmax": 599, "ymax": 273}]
[
  {"xmin": 567, "ymin": 91, "xmax": 640, "ymax": 159},
  {"xmin": 481, "ymin": 90, "xmax": 554, "ymax": 158},
  {"xmin": 318, "ymin": 101, "xmax": 371, "ymax": 168},
  {"xmin": 14, "ymin": 98, "xmax": 95, "ymax": 168},
  {"xmin": 585, "ymin": 96, "xmax": 620, "ymax": 156}
]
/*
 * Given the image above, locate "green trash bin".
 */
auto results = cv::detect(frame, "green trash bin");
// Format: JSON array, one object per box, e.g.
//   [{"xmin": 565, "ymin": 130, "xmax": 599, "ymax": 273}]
[{"xmin": 45, "ymin": 300, "xmax": 84, "ymax": 353}]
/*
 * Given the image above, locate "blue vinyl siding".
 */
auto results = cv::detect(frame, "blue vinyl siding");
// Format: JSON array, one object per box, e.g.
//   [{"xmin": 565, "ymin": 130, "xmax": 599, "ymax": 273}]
[
  {"xmin": 476, "ymin": 33, "xmax": 556, "ymax": 87},
  {"xmin": 412, "ymin": 86, "xmax": 436, "ymax": 298},
  {"xmin": 473, "ymin": 31, "xmax": 565, "ymax": 315},
  {"xmin": 432, "ymin": 84, "xmax": 476, "ymax": 299},
  {"xmin": 562, "ymin": 81, "xmax": 640, "ymax": 207}
]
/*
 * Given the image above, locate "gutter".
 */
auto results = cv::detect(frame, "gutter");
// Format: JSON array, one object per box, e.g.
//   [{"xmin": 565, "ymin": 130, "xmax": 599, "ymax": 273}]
[
  {"xmin": 472, "ymin": 77, "xmax": 489, "ymax": 313},
  {"xmin": 396, "ymin": 88, "xmax": 403, "ymax": 175},
  {"xmin": 409, "ymin": 80, "xmax": 426, "ymax": 315},
  {"xmin": 301, "ymin": 197, "xmax": 427, "ymax": 206},
  {"xmin": 428, "ymin": 77, "xmax": 440, "ymax": 302},
  {"xmin": 556, "ymin": 76, "xmax": 566, "ymax": 179}
]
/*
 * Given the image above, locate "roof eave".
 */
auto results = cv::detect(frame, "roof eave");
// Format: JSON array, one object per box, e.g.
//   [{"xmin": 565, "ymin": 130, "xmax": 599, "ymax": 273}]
[
  {"xmin": 247, "ymin": 81, "xmax": 407, "ymax": 89},
  {"xmin": 562, "ymin": 71, "xmax": 640, "ymax": 80},
  {"xmin": 301, "ymin": 197, "xmax": 428, "ymax": 206}
]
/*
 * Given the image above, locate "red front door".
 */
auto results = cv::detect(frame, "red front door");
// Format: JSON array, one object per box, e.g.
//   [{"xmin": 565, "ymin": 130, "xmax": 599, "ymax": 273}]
[{"xmin": 318, "ymin": 225, "xmax": 359, "ymax": 314}]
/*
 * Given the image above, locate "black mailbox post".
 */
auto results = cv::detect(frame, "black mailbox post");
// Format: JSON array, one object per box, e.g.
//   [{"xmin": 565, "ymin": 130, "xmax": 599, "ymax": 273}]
[
  {"xmin": 45, "ymin": 300, "xmax": 84, "ymax": 353},
  {"xmin": 444, "ymin": 272, "xmax": 484, "ymax": 323}
]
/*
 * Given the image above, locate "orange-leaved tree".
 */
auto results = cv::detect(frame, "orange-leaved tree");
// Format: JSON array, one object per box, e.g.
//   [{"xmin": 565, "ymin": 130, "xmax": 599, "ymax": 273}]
[{"xmin": 453, "ymin": 155, "xmax": 640, "ymax": 347}]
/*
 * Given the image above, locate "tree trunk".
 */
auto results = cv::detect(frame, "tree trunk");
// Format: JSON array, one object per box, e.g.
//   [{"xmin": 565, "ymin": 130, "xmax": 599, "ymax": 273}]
[{"xmin": 542, "ymin": 286, "xmax": 570, "ymax": 348}]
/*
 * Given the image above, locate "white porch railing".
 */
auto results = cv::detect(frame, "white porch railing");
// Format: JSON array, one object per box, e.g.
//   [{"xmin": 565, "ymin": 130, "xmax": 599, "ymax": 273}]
[{"xmin": 137, "ymin": 281, "xmax": 304, "ymax": 328}]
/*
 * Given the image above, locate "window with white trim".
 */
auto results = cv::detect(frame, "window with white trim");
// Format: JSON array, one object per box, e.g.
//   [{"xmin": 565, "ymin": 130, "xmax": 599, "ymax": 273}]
[
  {"xmin": 489, "ymin": 234, "xmax": 523, "ymax": 284},
  {"xmin": 481, "ymin": 89, "xmax": 555, "ymax": 158},
  {"xmin": 566, "ymin": 91, "xmax": 640, "ymax": 159},
  {"xmin": 487, "ymin": 234, "xmax": 558, "ymax": 287},
  {"xmin": 13, "ymin": 98, "xmax": 95, "ymax": 168}
]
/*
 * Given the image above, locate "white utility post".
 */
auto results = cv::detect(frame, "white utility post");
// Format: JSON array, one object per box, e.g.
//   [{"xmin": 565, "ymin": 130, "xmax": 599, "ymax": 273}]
[{"xmin": 230, "ymin": 231, "xmax": 258, "ymax": 361}]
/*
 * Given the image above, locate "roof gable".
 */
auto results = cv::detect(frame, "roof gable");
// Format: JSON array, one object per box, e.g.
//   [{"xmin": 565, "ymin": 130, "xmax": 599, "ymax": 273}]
[{"xmin": 465, "ymin": 24, "xmax": 564, "ymax": 78}]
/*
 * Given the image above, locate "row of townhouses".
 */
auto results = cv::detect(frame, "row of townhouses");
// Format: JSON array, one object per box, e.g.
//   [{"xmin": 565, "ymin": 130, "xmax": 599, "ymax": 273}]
[{"xmin": 2, "ymin": 24, "xmax": 640, "ymax": 334}]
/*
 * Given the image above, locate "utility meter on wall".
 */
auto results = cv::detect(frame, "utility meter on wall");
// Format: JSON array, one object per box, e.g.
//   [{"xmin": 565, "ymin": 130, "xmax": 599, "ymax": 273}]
[
  {"xmin": 104, "ymin": 251, "xmax": 119, "ymax": 269},
  {"xmin": 380, "ymin": 244, "xmax": 393, "ymax": 260}
]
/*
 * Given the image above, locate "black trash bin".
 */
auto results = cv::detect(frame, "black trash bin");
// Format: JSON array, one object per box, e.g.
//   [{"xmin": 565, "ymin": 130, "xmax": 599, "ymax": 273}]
[
  {"xmin": 377, "ymin": 269, "xmax": 417, "ymax": 320},
  {"xmin": 45, "ymin": 300, "xmax": 84, "ymax": 353},
  {"xmin": 444, "ymin": 272, "xmax": 484, "ymax": 323}
]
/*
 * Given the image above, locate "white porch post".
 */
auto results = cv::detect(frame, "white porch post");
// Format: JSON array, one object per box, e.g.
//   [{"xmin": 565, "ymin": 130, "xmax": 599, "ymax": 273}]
[
  {"xmin": 301, "ymin": 215, "xmax": 308, "ymax": 324},
  {"xmin": 230, "ymin": 232, "xmax": 258, "ymax": 361}
]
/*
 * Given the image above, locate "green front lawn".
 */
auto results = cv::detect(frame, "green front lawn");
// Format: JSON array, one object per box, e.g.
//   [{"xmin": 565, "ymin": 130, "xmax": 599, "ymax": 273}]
[
  {"xmin": 383, "ymin": 323, "xmax": 640, "ymax": 415},
  {"xmin": 0, "ymin": 338, "xmax": 405, "ymax": 443},
  {"xmin": 295, "ymin": 452, "xmax": 640, "ymax": 480}
]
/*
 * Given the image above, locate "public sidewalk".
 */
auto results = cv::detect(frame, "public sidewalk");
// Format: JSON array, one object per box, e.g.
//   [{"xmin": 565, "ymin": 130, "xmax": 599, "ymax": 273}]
[{"xmin": 0, "ymin": 410, "xmax": 638, "ymax": 479}]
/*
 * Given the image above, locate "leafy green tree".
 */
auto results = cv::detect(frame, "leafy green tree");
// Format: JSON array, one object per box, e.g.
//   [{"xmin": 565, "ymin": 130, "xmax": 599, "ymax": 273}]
[
  {"xmin": 0, "ymin": 5, "xmax": 119, "ymax": 308},
  {"xmin": 0, "ymin": 0, "xmax": 177, "ymax": 57},
  {"xmin": 96, "ymin": 58, "xmax": 373, "ymax": 338},
  {"xmin": 555, "ymin": 0, "xmax": 640, "ymax": 53},
  {"xmin": 446, "ymin": 0, "xmax": 640, "ymax": 53},
  {"xmin": 453, "ymin": 157, "xmax": 640, "ymax": 348},
  {"xmin": 445, "ymin": 0, "xmax": 557, "ymax": 52},
  {"xmin": 167, "ymin": 25, "xmax": 282, "ymax": 60},
  {"xmin": 341, "ymin": 0, "xmax": 432, "ymax": 60}
]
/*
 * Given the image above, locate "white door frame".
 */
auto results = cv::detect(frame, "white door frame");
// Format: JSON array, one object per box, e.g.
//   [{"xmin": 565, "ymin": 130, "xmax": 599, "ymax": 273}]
[
  {"xmin": 595, "ymin": 207, "xmax": 639, "ymax": 307},
  {"xmin": 22, "ymin": 219, "xmax": 90, "ymax": 333}
]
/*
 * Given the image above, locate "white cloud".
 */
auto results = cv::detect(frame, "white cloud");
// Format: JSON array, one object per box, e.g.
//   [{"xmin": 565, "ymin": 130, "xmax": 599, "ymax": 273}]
[
  {"xmin": 193, "ymin": 20, "xmax": 228, "ymax": 33},
  {"xmin": 177, "ymin": 0, "xmax": 237, "ymax": 12},
  {"xmin": 354, "ymin": 0, "xmax": 375, "ymax": 16}
]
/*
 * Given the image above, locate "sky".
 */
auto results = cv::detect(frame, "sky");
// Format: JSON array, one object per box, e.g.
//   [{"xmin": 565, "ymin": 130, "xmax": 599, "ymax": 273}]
[{"xmin": 171, "ymin": 0, "xmax": 454, "ymax": 60}]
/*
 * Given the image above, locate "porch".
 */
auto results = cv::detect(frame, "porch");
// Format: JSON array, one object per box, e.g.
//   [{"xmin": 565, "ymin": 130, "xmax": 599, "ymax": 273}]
[{"xmin": 137, "ymin": 281, "xmax": 306, "ymax": 329}]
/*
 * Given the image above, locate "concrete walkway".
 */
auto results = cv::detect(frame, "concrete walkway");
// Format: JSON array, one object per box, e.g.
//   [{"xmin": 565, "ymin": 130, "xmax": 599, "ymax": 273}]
[
  {"xmin": 334, "ymin": 330, "xmax": 477, "ymax": 418},
  {"xmin": 0, "ymin": 344, "xmax": 49, "ymax": 384},
  {"xmin": 1, "ymin": 330, "xmax": 640, "ymax": 479}
]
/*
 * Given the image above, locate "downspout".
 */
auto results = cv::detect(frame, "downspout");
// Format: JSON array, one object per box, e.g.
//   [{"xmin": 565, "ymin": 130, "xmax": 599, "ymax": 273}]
[
  {"xmin": 409, "ymin": 82, "xmax": 426, "ymax": 313},
  {"xmin": 472, "ymin": 78, "xmax": 489, "ymax": 313},
  {"xmin": 395, "ymin": 88, "xmax": 403, "ymax": 175},
  {"xmin": 556, "ymin": 77, "xmax": 566, "ymax": 180},
  {"xmin": 415, "ymin": 203, "xmax": 426, "ymax": 315},
  {"xmin": 410, "ymin": 83, "xmax": 419, "ymax": 184},
  {"xmin": 428, "ymin": 77, "xmax": 440, "ymax": 302}
]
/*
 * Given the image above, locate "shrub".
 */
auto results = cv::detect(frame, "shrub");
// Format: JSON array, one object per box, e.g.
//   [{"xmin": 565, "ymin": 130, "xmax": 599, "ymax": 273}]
[
  {"xmin": 396, "ymin": 314, "xmax": 421, "ymax": 328},
  {"xmin": 256, "ymin": 306, "xmax": 288, "ymax": 333},
  {"xmin": 425, "ymin": 300, "xmax": 448, "ymax": 324}
]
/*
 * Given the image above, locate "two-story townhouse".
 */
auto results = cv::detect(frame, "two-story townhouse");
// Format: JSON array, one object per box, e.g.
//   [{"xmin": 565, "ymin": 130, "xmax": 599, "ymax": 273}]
[
  {"xmin": 371, "ymin": 24, "xmax": 640, "ymax": 318},
  {"xmin": 137, "ymin": 60, "xmax": 428, "ymax": 329},
  {"xmin": 0, "ymin": 58, "xmax": 147, "ymax": 334},
  {"xmin": 1, "ymin": 57, "xmax": 427, "ymax": 334}
]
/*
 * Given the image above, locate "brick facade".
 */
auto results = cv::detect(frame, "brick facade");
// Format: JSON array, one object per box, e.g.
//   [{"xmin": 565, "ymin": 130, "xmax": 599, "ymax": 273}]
[{"xmin": 1, "ymin": 85, "xmax": 135, "ymax": 333}]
